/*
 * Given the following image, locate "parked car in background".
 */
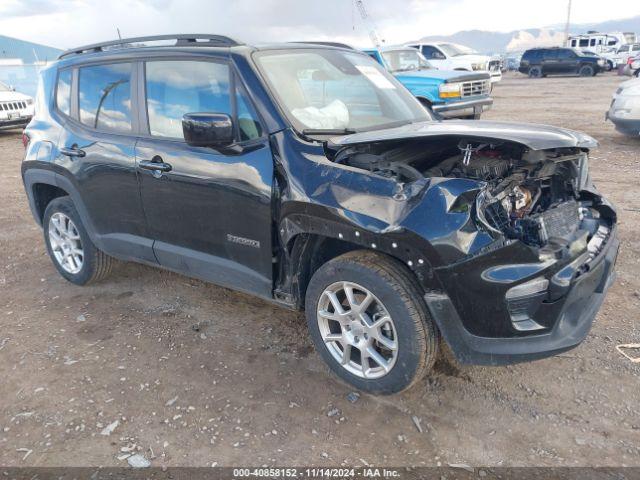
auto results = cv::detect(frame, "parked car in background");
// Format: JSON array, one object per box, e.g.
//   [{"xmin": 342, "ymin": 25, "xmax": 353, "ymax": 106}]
[
  {"xmin": 0, "ymin": 80, "xmax": 34, "ymax": 131},
  {"xmin": 607, "ymin": 78, "xmax": 640, "ymax": 136},
  {"xmin": 567, "ymin": 32, "xmax": 636, "ymax": 70},
  {"xmin": 22, "ymin": 35, "xmax": 618, "ymax": 394},
  {"xmin": 610, "ymin": 43, "xmax": 640, "ymax": 70},
  {"xmin": 364, "ymin": 47, "xmax": 493, "ymax": 119},
  {"xmin": 582, "ymin": 51, "xmax": 614, "ymax": 71},
  {"xmin": 519, "ymin": 47, "xmax": 605, "ymax": 77},
  {"xmin": 623, "ymin": 55, "xmax": 640, "ymax": 77},
  {"xmin": 406, "ymin": 42, "xmax": 502, "ymax": 85}
]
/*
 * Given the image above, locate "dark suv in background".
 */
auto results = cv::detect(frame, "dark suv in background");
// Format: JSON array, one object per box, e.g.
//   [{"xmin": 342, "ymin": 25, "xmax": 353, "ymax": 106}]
[
  {"xmin": 520, "ymin": 47, "xmax": 605, "ymax": 78},
  {"xmin": 21, "ymin": 35, "xmax": 618, "ymax": 394}
]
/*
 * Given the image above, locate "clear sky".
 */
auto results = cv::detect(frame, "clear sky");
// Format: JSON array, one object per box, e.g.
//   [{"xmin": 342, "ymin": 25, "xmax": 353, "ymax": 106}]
[{"xmin": 1, "ymin": 0, "xmax": 639, "ymax": 49}]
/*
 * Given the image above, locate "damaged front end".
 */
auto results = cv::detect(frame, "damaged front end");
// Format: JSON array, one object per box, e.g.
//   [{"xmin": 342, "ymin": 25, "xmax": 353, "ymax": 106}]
[{"xmin": 324, "ymin": 121, "xmax": 619, "ymax": 365}]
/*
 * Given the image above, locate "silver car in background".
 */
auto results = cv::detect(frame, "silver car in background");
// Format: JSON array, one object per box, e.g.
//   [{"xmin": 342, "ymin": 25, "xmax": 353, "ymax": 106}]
[{"xmin": 607, "ymin": 78, "xmax": 640, "ymax": 137}]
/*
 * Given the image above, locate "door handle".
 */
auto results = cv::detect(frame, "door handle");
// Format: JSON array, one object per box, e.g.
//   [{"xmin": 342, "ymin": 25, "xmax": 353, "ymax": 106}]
[
  {"xmin": 139, "ymin": 158, "xmax": 172, "ymax": 173},
  {"xmin": 60, "ymin": 146, "xmax": 86, "ymax": 158}
]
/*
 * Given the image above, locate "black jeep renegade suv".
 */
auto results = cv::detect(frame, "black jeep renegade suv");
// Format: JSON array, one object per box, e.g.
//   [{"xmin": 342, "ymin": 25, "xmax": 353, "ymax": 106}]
[{"xmin": 22, "ymin": 35, "xmax": 618, "ymax": 394}]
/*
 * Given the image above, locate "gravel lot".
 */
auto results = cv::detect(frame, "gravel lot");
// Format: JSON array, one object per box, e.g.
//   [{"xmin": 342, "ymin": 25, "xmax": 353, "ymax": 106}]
[{"xmin": 0, "ymin": 72, "xmax": 639, "ymax": 468}]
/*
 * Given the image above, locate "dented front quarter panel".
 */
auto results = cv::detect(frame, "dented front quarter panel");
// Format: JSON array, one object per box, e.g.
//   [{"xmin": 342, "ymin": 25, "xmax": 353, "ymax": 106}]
[{"xmin": 272, "ymin": 129, "xmax": 498, "ymax": 278}]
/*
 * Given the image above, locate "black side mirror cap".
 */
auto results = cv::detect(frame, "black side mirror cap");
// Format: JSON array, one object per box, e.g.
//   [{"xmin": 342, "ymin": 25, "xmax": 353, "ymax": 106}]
[{"xmin": 182, "ymin": 113, "xmax": 234, "ymax": 148}]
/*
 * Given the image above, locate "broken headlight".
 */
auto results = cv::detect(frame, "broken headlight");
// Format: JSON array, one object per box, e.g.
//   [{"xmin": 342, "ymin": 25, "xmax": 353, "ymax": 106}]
[{"xmin": 577, "ymin": 153, "xmax": 590, "ymax": 190}]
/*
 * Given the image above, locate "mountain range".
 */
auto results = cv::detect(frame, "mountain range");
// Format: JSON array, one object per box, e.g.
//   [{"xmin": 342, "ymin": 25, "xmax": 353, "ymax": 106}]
[{"xmin": 412, "ymin": 15, "xmax": 640, "ymax": 54}]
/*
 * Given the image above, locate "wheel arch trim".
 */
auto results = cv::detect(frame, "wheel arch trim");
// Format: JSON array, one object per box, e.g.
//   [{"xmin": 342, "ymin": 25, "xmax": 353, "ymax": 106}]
[
  {"xmin": 277, "ymin": 213, "xmax": 442, "ymax": 306},
  {"xmin": 23, "ymin": 168, "xmax": 99, "ymax": 241}
]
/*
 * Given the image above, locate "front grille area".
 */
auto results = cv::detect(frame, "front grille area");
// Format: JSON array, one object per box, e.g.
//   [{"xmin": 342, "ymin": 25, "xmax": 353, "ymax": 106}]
[
  {"xmin": 461, "ymin": 79, "xmax": 491, "ymax": 97},
  {"xmin": 0, "ymin": 101, "xmax": 27, "ymax": 112}
]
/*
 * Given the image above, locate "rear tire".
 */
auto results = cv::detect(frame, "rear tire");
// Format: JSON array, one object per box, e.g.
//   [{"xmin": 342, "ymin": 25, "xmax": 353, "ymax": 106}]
[
  {"xmin": 528, "ymin": 66, "xmax": 542, "ymax": 78},
  {"xmin": 305, "ymin": 250, "xmax": 439, "ymax": 394},
  {"xmin": 43, "ymin": 196, "xmax": 114, "ymax": 285},
  {"xmin": 579, "ymin": 65, "xmax": 595, "ymax": 77}
]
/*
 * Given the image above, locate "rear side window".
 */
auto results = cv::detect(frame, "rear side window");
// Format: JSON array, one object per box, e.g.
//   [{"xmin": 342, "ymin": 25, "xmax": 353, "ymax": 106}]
[
  {"xmin": 524, "ymin": 50, "xmax": 541, "ymax": 61},
  {"xmin": 543, "ymin": 50, "xmax": 558, "ymax": 60},
  {"xmin": 145, "ymin": 60, "xmax": 231, "ymax": 139},
  {"xmin": 78, "ymin": 63, "xmax": 132, "ymax": 133},
  {"xmin": 56, "ymin": 69, "xmax": 72, "ymax": 116}
]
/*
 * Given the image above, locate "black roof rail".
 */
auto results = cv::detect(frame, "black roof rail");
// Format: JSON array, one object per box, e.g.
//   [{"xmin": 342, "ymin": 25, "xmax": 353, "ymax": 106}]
[
  {"xmin": 292, "ymin": 41, "xmax": 355, "ymax": 50},
  {"xmin": 59, "ymin": 34, "xmax": 242, "ymax": 59}
]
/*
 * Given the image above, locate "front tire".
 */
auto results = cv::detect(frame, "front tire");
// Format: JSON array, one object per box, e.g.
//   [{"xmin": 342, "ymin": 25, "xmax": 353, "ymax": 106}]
[
  {"xmin": 528, "ymin": 66, "xmax": 542, "ymax": 78},
  {"xmin": 43, "ymin": 196, "xmax": 114, "ymax": 285},
  {"xmin": 305, "ymin": 251, "xmax": 439, "ymax": 394},
  {"xmin": 579, "ymin": 65, "xmax": 595, "ymax": 77}
]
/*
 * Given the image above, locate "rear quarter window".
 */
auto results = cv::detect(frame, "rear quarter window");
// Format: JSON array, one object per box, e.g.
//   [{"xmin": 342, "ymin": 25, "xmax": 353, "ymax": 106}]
[{"xmin": 56, "ymin": 69, "xmax": 72, "ymax": 116}]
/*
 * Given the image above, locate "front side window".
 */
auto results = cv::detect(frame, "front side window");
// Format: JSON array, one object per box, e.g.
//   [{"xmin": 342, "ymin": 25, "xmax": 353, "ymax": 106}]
[
  {"xmin": 145, "ymin": 60, "xmax": 231, "ymax": 139},
  {"xmin": 381, "ymin": 49, "xmax": 432, "ymax": 72},
  {"xmin": 236, "ymin": 86, "xmax": 262, "ymax": 141},
  {"xmin": 79, "ymin": 63, "xmax": 132, "ymax": 133},
  {"xmin": 56, "ymin": 69, "xmax": 72, "ymax": 116},
  {"xmin": 421, "ymin": 46, "xmax": 445, "ymax": 60},
  {"xmin": 437, "ymin": 44, "xmax": 470, "ymax": 57},
  {"xmin": 0, "ymin": 81, "xmax": 10, "ymax": 92},
  {"xmin": 254, "ymin": 49, "xmax": 430, "ymax": 133}
]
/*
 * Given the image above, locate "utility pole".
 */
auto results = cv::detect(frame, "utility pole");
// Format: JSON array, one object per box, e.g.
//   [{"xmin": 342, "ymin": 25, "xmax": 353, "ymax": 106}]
[
  {"xmin": 354, "ymin": 0, "xmax": 384, "ymax": 47},
  {"xmin": 564, "ymin": 0, "xmax": 573, "ymax": 46}
]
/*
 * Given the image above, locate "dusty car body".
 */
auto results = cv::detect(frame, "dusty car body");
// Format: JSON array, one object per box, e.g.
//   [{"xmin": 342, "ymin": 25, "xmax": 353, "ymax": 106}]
[
  {"xmin": 607, "ymin": 78, "xmax": 640, "ymax": 136},
  {"xmin": 21, "ymin": 36, "xmax": 618, "ymax": 393}
]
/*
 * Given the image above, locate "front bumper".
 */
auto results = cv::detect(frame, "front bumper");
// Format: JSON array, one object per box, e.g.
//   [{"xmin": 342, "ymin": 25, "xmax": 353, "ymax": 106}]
[
  {"xmin": 0, "ymin": 115, "xmax": 32, "ymax": 131},
  {"xmin": 432, "ymin": 98, "xmax": 493, "ymax": 119},
  {"xmin": 425, "ymin": 225, "xmax": 619, "ymax": 366}
]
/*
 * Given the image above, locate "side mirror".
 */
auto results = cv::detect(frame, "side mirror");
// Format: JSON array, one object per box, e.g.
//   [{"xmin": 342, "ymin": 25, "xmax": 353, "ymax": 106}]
[{"xmin": 182, "ymin": 112, "xmax": 234, "ymax": 148}]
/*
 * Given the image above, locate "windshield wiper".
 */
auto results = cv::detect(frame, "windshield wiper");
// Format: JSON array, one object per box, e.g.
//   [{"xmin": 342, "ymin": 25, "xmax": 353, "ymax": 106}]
[{"xmin": 302, "ymin": 128, "xmax": 358, "ymax": 136}]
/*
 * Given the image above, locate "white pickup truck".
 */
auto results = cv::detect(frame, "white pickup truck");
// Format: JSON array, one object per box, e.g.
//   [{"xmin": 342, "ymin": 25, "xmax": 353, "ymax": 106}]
[
  {"xmin": 406, "ymin": 42, "xmax": 502, "ymax": 85},
  {"xmin": 0, "ymin": 81, "xmax": 34, "ymax": 131}
]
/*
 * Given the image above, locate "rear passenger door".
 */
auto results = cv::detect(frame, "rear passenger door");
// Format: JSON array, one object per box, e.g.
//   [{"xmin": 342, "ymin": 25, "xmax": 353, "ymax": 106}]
[
  {"xmin": 55, "ymin": 61, "xmax": 155, "ymax": 263},
  {"xmin": 135, "ymin": 58, "xmax": 274, "ymax": 298},
  {"xmin": 541, "ymin": 50, "xmax": 559, "ymax": 75}
]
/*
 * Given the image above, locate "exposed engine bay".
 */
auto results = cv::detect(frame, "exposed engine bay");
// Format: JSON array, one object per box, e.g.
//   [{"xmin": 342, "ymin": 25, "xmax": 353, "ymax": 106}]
[{"xmin": 334, "ymin": 137, "xmax": 611, "ymax": 251}]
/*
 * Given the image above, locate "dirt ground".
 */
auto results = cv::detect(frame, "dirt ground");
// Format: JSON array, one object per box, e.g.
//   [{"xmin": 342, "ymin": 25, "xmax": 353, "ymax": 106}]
[{"xmin": 1, "ymin": 72, "xmax": 639, "ymax": 468}]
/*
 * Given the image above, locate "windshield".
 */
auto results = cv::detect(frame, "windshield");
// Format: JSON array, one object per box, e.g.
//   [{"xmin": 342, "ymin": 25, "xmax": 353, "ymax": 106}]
[
  {"xmin": 0, "ymin": 81, "xmax": 10, "ymax": 92},
  {"xmin": 381, "ymin": 49, "xmax": 433, "ymax": 72},
  {"xmin": 438, "ymin": 43, "xmax": 474, "ymax": 57},
  {"xmin": 253, "ymin": 49, "xmax": 431, "ymax": 134}
]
